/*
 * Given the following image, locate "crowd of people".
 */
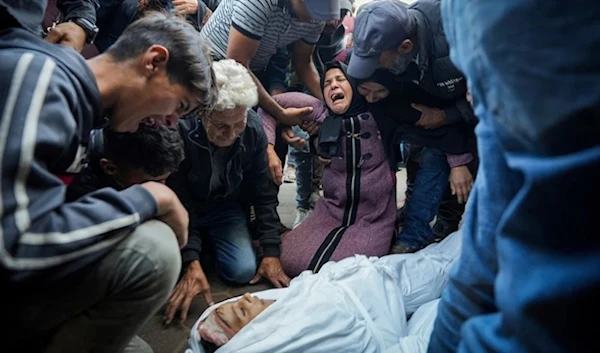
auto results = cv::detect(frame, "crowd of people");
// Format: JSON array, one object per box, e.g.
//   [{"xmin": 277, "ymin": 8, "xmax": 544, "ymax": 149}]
[{"xmin": 1, "ymin": 0, "xmax": 598, "ymax": 352}]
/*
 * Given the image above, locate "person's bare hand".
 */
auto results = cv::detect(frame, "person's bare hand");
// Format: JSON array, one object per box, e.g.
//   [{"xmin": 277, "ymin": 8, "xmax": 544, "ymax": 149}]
[
  {"xmin": 281, "ymin": 126, "xmax": 306, "ymax": 149},
  {"xmin": 141, "ymin": 182, "xmax": 189, "ymax": 248},
  {"xmin": 266, "ymin": 145, "xmax": 283, "ymax": 185},
  {"xmin": 45, "ymin": 22, "xmax": 86, "ymax": 52},
  {"xmin": 164, "ymin": 261, "xmax": 213, "ymax": 325},
  {"xmin": 201, "ymin": 6, "xmax": 212, "ymax": 26},
  {"xmin": 466, "ymin": 90, "xmax": 473, "ymax": 107},
  {"xmin": 449, "ymin": 166, "xmax": 473, "ymax": 204},
  {"xmin": 412, "ymin": 104, "xmax": 447, "ymax": 130},
  {"xmin": 277, "ymin": 106, "xmax": 313, "ymax": 126},
  {"xmin": 173, "ymin": 0, "xmax": 199, "ymax": 15},
  {"xmin": 301, "ymin": 121, "xmax": 320, "ymax": 136},
  {"xmin": 250, "ymin": 257, "xmax": 290, "ymax": 288}
]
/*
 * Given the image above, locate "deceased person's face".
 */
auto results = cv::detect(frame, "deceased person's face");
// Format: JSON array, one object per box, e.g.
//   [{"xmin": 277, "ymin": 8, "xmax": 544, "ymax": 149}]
[{"xmin": 198, "ymin": 293, "xmax": 275, "ymax": 346}]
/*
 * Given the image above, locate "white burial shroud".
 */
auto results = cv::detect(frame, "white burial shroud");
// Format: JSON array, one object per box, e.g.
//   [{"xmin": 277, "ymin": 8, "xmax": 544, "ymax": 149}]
[{"xmin": 187, "ymin": 230, "xmax": 462, "ymax": 353}]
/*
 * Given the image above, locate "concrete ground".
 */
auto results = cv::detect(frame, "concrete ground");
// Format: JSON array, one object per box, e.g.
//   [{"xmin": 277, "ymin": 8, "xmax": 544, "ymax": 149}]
[{"xmin": 138, "ymin": 170, "xmax": 407, "ymax": 353}]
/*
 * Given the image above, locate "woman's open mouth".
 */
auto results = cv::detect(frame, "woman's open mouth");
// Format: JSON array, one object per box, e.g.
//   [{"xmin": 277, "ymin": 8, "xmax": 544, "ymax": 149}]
[{"xmin": 330, "ymin": 92, "xmax": 345, "ymax": 103}]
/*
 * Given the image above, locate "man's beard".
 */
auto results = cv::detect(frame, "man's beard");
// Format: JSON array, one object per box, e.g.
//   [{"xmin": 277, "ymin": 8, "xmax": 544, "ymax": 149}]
[{"xmin": 389, "ymin": 52, "xmax": 416, "ymax": 75}]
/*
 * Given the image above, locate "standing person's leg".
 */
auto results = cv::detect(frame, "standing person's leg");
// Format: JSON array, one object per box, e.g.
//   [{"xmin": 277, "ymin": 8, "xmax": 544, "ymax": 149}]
[
  {"xmin": 8, "ymin": 220, "xmax": 181, "ymax": 353},
  {"xmin": 310, "ymin": 154, "xmax": 323, "ymax": 208},
  {"xmin": 206, "ymin": 203, "xmax": 257, "ymax": 284},
  {"xmin": 392, "ymin": 147, "xmax": 450, "ymax": 253},
  {"xmin": 274, "ymin": 125, "xmax": 291, "ymax": 231},
  {"xmin": 433, "ymin": 130, "xmax": 479, "ymax": 240},
  {"xmin": 290, "ymin": 126, "xmax": 313, "ymax": 228},
  {"xmin": 431, "ymin": 0, "xmax": 600, "ymax": 351},
  {"xmin": 283, "ymin": 149, "xmax": 297, "ymax": 183},
  {"xmin": 94, "ymin": 0, "xmax": 133, "ymax": 53},
  {"xmin": 397, "ymin": 144, "xmax": 422, "ymax": 228}
]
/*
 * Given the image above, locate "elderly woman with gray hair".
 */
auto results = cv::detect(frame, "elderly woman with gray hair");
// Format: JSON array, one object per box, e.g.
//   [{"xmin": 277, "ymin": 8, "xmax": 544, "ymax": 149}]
[{"xmin": 165, "ymin": 59, "xmax": 289, "ymax": 326}]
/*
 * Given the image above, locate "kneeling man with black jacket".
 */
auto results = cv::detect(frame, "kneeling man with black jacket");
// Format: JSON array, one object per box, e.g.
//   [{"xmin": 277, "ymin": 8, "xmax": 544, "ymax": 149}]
[{"xmin": 164, "ymin": 59, "xmax": 290, "ymax": 326}]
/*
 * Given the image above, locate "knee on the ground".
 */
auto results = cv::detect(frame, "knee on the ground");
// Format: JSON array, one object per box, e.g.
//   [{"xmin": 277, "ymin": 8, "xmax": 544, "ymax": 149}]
[
  {"xmin": 218, "ymin": 260, "xmax": 257, "ymax": 284},
  {"xmin": 128, "ymin": 220, "xmax": 182, "ymax": 293}
]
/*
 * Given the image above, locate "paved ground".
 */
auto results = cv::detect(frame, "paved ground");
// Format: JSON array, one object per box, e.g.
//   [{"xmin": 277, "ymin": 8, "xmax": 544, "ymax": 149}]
[{"xmin": 139, "ymin": 170, "xmax": 407, "ymax": 353}]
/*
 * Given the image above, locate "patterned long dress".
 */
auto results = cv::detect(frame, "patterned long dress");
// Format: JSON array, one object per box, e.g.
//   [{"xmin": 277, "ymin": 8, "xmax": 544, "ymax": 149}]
[{"xmin": 261, "ymin": 92, "xmax": 397, "ymax": 277}]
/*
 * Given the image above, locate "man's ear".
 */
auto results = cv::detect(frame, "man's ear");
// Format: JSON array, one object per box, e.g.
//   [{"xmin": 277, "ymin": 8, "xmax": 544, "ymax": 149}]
[
  {"xmin": 100, "ymin": 158, "xmax": 118, "ymax": 176},
  {"xmin": 397, "ymin": 39, "xmax": 413, "ymax": 55},
  {"xmin": 141, "ymin": 44, "xmax": 170, "ymax": 78}
]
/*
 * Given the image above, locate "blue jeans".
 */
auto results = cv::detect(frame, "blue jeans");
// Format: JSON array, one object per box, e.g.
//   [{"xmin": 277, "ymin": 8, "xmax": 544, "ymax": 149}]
[
  {"xmin": 197, "ymin": 204, "xmax": 257, "ymax": 284},
  {"xmin": 429, "ymin": 1, "xmax": 600, "ymax": 352},
  {"xmin": 398, "ymin": 147, "xmax": 449, "ymax": 248},
  {"xmin": 290, "ymin": 126, "xmax": 313, "ymax": 210}
]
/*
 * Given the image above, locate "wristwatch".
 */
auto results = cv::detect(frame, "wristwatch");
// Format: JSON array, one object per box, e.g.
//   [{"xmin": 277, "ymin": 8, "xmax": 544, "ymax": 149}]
[{"xmin": 70, "ymin": 17, "xmax": 99, "ymax": 44}]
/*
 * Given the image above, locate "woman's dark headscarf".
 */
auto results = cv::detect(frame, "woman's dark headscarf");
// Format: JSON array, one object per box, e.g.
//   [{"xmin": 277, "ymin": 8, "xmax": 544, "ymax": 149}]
[
  {"xmin": 317, "ymin": 62, "xmax": 367, "ymax": 158},
  {"xmin": 365, "ymin": 68, "xmax": 471, "ymax": 157},
  {"xmin": 363, "ymin": 68, "xmax": 403, "ymax": 94}
]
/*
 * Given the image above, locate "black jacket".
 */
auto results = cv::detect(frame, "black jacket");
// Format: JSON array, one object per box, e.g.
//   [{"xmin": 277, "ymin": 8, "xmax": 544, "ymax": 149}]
[
  {"xmin": 58, "ymin": 0, "xmax": 99, "ymax": 24},
  {"xmin": 373, "ymin": 82, "xmax": 470, "ymax": 156},
  {"xmin": 168, "ymin": 110, "xmax": 281, "ymax": 265},
  {"xmin": 403, "ymin": 0, "xmax": 476, "ymax": 125}
]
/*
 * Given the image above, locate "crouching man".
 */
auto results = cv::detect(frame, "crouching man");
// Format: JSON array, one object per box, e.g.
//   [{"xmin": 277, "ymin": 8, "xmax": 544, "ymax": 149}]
[
  {"xmin": 66, "ymin": 125, "xmax": 185, "ymax": 201},
  {"xmin": 165, "ymin": 59, "xmax": 289, "ymax": 325},
  {"xmin": 2, "ymin": 8, "xmax": 216, "ymax": 353}
]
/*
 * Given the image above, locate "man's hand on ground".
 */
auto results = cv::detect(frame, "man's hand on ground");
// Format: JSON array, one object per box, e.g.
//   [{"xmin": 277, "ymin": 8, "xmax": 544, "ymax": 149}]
[
  {"xmin": 449, "ymin": 165, "xmax": 473, "ymax": 204},
  {"xmin": 412, "ymin": 104, "xmax": 447, "ymax": 130},
  {"xmin": 277, "ymin": 106, "xmax": 312, "ymax": 126},
  {"xmin": 164, "ymin": 260, "xmax": 214, "ymax": 325},
  {"xmin": 250, "ymin": 257, "xmax": 290, "ymax": 288},
  {"xmin": 266, "ymin": 144, "xmax": 283, "ymax": 185},
  {"xmin": 281, "ymin": 126, "xmax": 306, "ymax": 149},
  {"xmin": 45, "ymin": 22, "xmax": 86, "ymax": 52}
]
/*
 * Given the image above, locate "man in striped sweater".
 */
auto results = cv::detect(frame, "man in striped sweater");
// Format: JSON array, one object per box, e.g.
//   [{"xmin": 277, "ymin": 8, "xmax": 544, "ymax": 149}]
[
  {"xmin": 200, "ymin": 0, "xmax": 341, "ymax": 125},
  {"xmin": 1, "ymin": 4, "xmax": 215, "ymax": 353}
]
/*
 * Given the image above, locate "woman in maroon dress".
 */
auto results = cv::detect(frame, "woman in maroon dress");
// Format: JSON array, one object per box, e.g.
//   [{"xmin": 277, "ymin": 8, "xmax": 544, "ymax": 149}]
[{"xmin": 259, "ymin": 62, "xmax": 397, "ymax": 277}]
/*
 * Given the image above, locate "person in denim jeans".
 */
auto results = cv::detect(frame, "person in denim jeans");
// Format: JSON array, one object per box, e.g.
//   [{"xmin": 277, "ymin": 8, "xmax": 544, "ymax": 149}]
[
  {"xmin": 428, "ymin": 0, "xmax": 600, "ymax": 352},
  {"xmin": 397, "ymin": 146, "xmax": 449, "ymax": 248}
]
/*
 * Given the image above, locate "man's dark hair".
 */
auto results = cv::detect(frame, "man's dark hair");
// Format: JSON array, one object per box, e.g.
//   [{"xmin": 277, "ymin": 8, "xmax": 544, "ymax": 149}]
[
  {"xmin": 104, "ymin": 124, "xmax": 185, "ymax": 177},
  {"xmin": 106, "ymin": 11, "xmax": 218, "ymax": 112}
]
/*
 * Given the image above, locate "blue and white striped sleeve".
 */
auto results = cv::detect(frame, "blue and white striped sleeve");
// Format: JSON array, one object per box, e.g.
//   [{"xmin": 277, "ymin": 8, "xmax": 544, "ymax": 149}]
[
  {"xmin": 231, "ymin": 0, "xmax": 273, "ymax": 40},
  {"xmin": 302, "ymin": 22, "xmax": 326, "ymax": 45}
]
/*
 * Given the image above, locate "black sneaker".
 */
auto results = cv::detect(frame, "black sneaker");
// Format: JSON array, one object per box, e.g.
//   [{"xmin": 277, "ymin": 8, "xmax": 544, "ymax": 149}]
[
  {"xmin": 432, "ymin": 220, "xmax": 459, "ymax": 242},
  {"xmin": 396, "ymin": 207, "xmax": 407, "ymax": 228}
]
